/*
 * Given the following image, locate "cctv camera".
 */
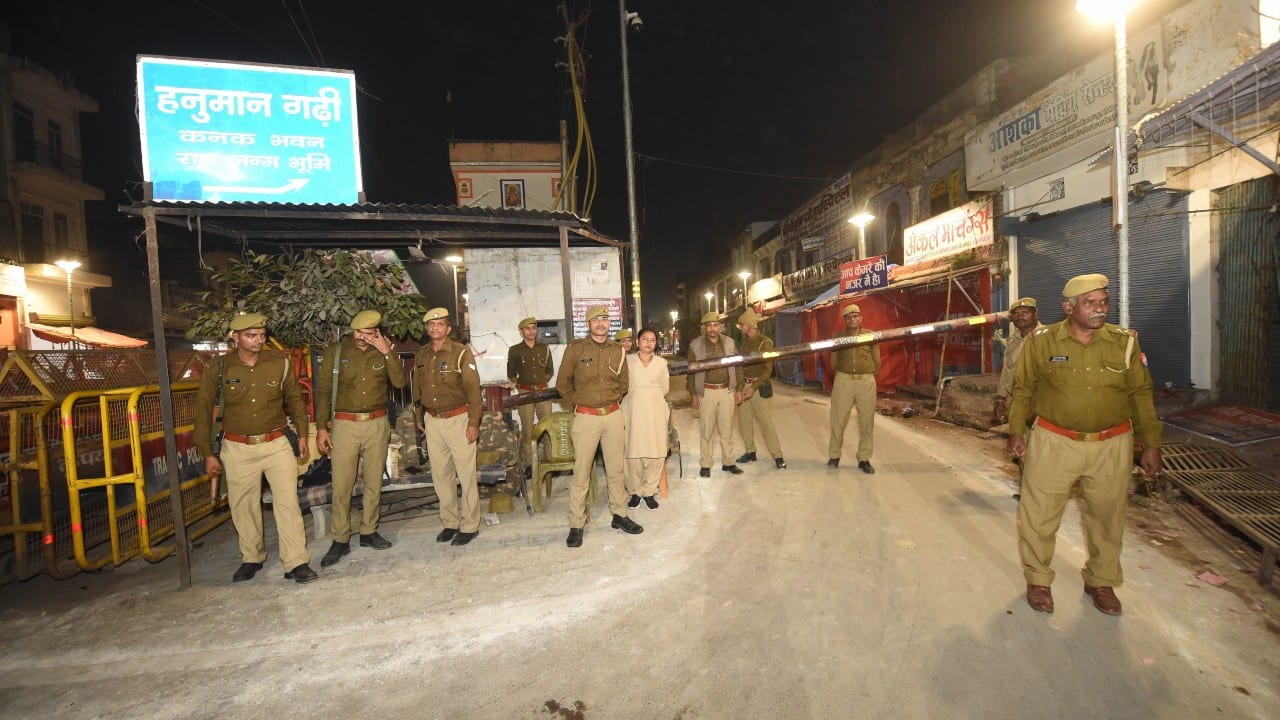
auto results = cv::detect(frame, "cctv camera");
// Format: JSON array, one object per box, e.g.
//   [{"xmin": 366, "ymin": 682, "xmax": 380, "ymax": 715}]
[{"xmin": 627, "ymin": 12, "xmax": 643, "ymax": 31}]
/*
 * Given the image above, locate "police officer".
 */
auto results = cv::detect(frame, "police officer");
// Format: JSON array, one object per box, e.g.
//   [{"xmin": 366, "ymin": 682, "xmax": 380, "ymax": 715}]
[
  {"xmin": 687, "ymin": 311, "xmax": 743, "ymax": 477},
  {"xmin": 315, "ymin": 310, "xmax": 407, "ymax": 568},
  {"xmin": 615, "ymin": 328, "xmax": 634, "ymax": 353},
  {"xmin": 556, "ymin": 305, "xmax": 641, "ymax": 547},
  {"xmin": 828, "ymin": 304, "xmax": 880, "ymax": 473},
  {"xmin": 413, "ymin": 308, "xmax": 483, "ymax": 546},
  {"xmin": 1008, "ymin": 274, "xmax": 1163, "ymax": 616},
  {"xmin": 735, "ymin": 311, "xmax": 786, "ymax": 469},
  {"xmin": 994, "ymin": 297, "xmax": 1043, "ymax": 424},
  {"xmin": 195, "ymin": 312, "xmax": 315, "ymax": 584},
  {"xmin": 507, "ymin": 316, "xmax": 554, "ymax": 474}
]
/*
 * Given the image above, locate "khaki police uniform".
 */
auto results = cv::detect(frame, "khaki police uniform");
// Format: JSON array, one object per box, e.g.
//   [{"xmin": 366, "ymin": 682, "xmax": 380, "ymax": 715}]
[
  {"xmin": 996, "ymin": 297, "xmax": 1044, "ymax": 419},
  {"xmin": 828, "ymin": 327, "xmax": 881, "ymax": 462},
  {"xmin": 687, "ymin": 313, "xmax": 739, "ymax": 470},
  {"xmin": 556, "ymin": 334, "xmax": 629, "ymax": 528},
  {"xmin": 195, "ymin": 346, "xmax": 310, "ymax": 572},
  {"xmin": 315, "ymin": 335, "xmax": 407, "ymax": 543},
  {"xmin": 1009, "ymin": 294, "xmax": 1161, "ymax": 591},
  {"xmin": 507, "ymin": 328, "xmax": 555, "ymax": 469},
  {"xmin": 413, "ymin": 337, "xmax": 483, "ymax": 534},
  {"xmin": 737, "ymin": 329, "xmax": 782, "ymax": 460}
]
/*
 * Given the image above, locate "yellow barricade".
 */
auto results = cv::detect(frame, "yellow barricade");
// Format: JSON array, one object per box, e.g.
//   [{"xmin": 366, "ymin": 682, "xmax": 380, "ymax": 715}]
[{"xmin": 60, "ymin": 383, "xmax": 229, "ymax": 572}]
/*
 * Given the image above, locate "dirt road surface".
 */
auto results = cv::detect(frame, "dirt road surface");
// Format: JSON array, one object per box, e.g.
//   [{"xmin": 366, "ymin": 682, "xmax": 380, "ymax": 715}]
[{"xmin": 1, "ymin": 385, "xmax": 1276, "ymax": 719}]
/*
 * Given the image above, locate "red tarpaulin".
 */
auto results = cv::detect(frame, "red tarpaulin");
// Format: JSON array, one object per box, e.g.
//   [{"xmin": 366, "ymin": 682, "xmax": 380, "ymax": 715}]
[{"xmin": 801, "ymin": 268, "xmax": 993, "ymax": 392}]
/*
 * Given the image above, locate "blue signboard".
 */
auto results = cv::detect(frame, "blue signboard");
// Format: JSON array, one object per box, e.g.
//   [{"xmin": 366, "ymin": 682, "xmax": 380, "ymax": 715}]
[{"xmin": 136, "ymin": 56, "xmax": 363, "ymax": 204}]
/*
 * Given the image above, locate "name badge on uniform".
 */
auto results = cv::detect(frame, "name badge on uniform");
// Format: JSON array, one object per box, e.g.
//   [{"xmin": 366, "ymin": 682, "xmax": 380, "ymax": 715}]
[
  {"xmin": 438, "ymin": 361, "xmax": 449, "ymax": 371},
  {"xmin": 226, "ymin": 378, "xmax": 241, "ymax": 385},
  {"xmin": 581, "ymin": 357, "xmax": 594, "ymax": 364},
  {"xmin": 1049, "ymin": 355, "xmax": 1068, "ymax": 363}
]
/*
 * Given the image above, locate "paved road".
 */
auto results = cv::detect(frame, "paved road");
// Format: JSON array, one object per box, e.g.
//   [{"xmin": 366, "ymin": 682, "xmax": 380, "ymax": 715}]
[{"xmin": 1, "ymin": 385, "xmax": 1276, "ymax": 719}]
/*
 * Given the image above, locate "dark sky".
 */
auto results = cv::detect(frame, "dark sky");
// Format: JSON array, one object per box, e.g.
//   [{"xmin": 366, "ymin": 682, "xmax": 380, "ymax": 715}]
[{"xmin": 4, "ymin": 1, "xmax": 1162, "ymax": 318}]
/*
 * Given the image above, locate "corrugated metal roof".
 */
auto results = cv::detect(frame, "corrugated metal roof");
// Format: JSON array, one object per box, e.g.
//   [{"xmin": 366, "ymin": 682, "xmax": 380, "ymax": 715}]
[{"xmin": 119, "ymin": 201, "xmax": 621, "ymax": 248}]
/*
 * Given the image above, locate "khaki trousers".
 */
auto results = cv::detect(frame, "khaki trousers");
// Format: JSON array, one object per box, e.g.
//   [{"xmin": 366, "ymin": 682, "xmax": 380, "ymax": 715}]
[
  {"xmin": 569, "ymin": 410, "xmax": 627, "ymax": 527},
  {"xmin": 426, "ymin": 412, "xmax": 480, "ymax": 533},
  {"xmin": 738, "ymin": 391, "xmax": 781, "ymax": 458},
  {"xmin": 828, "ymin": 373, "xmax": 876, "ymax": 461},
  {"xmin": 222, "ymin": 436, "xmax": 309, "ymax": 571},
  {"xmin": 328, "ymin": 417, "xmax": 391, "ymax": 542},
  {"xmin": 626, "ymin": 457, "xmax": 664, "ymax": 497},
  {"xmin": 518, "ymin": 400, "xmax": 553, "ymax": 468},
  {"xmin": 698, "ymin": 387, "xmax": 736, "ymax": 468},
  {"xmin": 1017, "ymin": 425, "xmax": 1133, "ymax": 588}
]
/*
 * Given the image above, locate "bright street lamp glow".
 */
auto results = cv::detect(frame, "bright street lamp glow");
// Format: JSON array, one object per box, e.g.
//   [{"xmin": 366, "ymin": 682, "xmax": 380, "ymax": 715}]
[
  {"xmin": 704, "ymin": 291, "xmax": 714, "ymax": 300},
  {"xmin": 444, "ymin": 255, "xmax": 462, "ymax": 263},
  {"xmin": 847, "ymin": 213, "xmax": 874, "ymax": 228},
  {"xmin": 669, "ymin": 310, "xmax": 678, "ymax": 321},
  {"xmin": 1076, "ymin": 0, "xmax": 1138, "ymax": 21},
  {"xmin": 737, "ymin": 270, "xmax": 751, "ymax": 280},
  {"xmin": 55, "ymin": 260, "xmax": 81, "ymax": 273}
]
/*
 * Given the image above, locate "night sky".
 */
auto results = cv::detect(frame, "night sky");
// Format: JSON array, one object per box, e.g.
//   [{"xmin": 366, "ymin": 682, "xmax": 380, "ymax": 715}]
[{"xmin": 4, "ymin": 1, "xmax": 1162, "ymax": 320}]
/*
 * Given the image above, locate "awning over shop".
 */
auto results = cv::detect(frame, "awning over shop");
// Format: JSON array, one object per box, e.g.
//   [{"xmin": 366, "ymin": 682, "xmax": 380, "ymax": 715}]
[{"xmin": 27, "ymin": 323, "xmax": 149, "ymax": 349}]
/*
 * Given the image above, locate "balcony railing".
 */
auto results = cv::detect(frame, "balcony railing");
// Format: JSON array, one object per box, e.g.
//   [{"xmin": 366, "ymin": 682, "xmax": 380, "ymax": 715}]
[{"xmin": 14, "ymin": 140, "xmax": 84, "ymax": 183}]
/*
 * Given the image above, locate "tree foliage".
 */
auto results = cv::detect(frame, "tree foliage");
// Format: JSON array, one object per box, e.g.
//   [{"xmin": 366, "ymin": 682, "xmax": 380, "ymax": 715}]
[{"xmin": 182, "ymin": 249, "xmax": 427, "ymax": 347}]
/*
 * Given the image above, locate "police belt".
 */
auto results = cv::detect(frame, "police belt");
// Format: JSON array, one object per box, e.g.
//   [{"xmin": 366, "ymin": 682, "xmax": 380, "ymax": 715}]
[
  {"xmin": 333, "ymin": 408, "xmax": 388, "ymax": 421},
  {"xmin": 517, "ymin": 383, "xmax": 548, "ymax": 391},
  {"xmin": 575, "ymin": 403, "xmax": 620, "ymax": 416},
  {"xmin": 223, "ymin": 428, "xmax": 286, "ymax": 445},
  {"xmin": 703, "ymin": 382, "xmax": 730, "ymax": 390},
  {"xmin": 1035, "ymin": 417, "xmax": 1132, "ymax": 442},
  {"xmin": 425, "ymin": 405, "xmax": 469, "ymax": 419},
  {"xmin": 838, "ymin": 371, "xmax": 875, "ymax": 379}
]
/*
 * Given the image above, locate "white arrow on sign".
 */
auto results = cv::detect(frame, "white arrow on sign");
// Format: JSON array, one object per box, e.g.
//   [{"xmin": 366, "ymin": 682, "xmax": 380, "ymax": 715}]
[{"xmin": 204, "ymin": 178, "xmax": 310, "ymax": 195}]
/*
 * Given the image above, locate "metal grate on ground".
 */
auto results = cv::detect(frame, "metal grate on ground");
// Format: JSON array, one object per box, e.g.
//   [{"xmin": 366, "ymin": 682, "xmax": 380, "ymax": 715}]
[{"xmin": 1162, "ymin": 442, "xmax": 1280, "ymax": 587}]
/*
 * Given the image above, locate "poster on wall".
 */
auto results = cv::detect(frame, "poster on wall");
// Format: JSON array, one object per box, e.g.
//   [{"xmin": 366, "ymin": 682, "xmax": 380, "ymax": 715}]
[
  {"xmin": 501, "ymin": 179, "xmax": 526, "ymax": 209},
  {"xmin": 839, "ymin": 255, "xmax": 888, "ymax": 295},
  {"xmin": 571, "ymin": 297, "xmax": 623, "ymax": 339}
]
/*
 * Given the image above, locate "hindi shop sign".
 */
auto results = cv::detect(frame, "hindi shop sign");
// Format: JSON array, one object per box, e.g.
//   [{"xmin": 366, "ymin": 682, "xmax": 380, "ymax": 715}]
[
  {"xmin": 136, "ymin": 56, "xmax": 362, "ymax": 204},
  {"xmin": 903, "ymin": 197, "xmax": 994, "ymax": 267},
  {"xmin": 839, "ymin": 255, "xmax": 888, "ymax": 295}
]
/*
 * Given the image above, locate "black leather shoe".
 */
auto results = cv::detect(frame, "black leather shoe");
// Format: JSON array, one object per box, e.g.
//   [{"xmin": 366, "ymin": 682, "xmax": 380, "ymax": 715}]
[
  {"xmin": 359, "ymin": 532, "xmax": 392, "ymax": 550},
  {"xmin": 320, "ymin": 541, "xmax": 349, "ymax": 567},
  {"xmin": 722, "ymin": 464, "xmax": 744, "ymax": 475},
  {"xmin": 858, "ymin": 460, "xmax": 876, "ymax": 474},
  {"xmin": 775, "ymin": 457, "xmax": 787, "ymax": 469},
  {"xmin": 699, "ymin": 468, "xmax": 711, "ymax": 478},
  {"xmin": 643, "ymin": 495, "xmax": 659, "ymax": 510},
  {"xmin": 628, "ymin": 494, "xmax": 641, "ymax": 508},
  {"xmin": 451, "ymin": 531, "xmax": 478, "ymax": 546},
  {"xmin": 736, "ymin": 451, "xmax": 757, "ymax": 463},
  {"xmin": 232, "ymin": 562, "xmax": 264, "ymax": 582},
  {"xmin": 566, "ymin": 528, "xmax": 583, "ymax": 547},
  {"xmin": 436, "ymin": 528, "xmax": 458, "ymax": 543},
  {"xmin": 611, "ymin": 514, "xmax": 644, "ymax": 534},
  {"xmin": 283, "ymin": 563, "xmax": 318, "ymax": 584},
  {"xmin": 827, "ymin": 458, "xmax": 840, "ymax": 469}
]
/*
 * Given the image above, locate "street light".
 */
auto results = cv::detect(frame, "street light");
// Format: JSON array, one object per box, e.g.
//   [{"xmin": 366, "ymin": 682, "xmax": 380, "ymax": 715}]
[
  {"xmin": 1078, "ymin": 0, "xmax": 1138, "ymax": 327},
  {"xmin": 54, "ymin": 259, "xmax": 80, "ymax": 339},
  {"xmin": 737, "ymin": 270, "xmax": 751, "ymax": 307},
  {"xmin": 848, "ymin": 213, "xmax": 875, "ymax": 259},
  {"xmin": 704, "ymin": 291, "xmax": 714, "ymax": 312}
]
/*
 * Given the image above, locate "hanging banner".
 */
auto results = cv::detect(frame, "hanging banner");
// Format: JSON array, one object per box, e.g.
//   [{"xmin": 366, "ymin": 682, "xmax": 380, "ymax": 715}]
[
  {"xmin": 903, "ymin": 197, "xmax": 994, "ymax": 267},
  {"xmin": 839, "ymin": 255, "xmax": 888, "ymax": 295}
]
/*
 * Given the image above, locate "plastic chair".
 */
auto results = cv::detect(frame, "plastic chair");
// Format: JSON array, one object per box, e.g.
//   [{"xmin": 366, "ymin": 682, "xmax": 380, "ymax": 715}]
[{"xmin": 529, "ymin": 412, "xmax": 596, "ymax": 512}]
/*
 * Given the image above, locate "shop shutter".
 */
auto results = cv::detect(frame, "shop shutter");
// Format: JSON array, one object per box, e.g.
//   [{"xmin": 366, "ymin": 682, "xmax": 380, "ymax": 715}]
[{"xmin": 1015, "ymin": 190, "xmax": 1189, "ymax": 388}]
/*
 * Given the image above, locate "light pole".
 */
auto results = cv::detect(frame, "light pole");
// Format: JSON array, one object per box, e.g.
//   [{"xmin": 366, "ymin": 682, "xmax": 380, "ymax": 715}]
[
  {"xmin": 619, "ymin": 0, "xmax": 643, "ymax": 330},
  {"xmin": 445, "ymin": 255, "xmax": 462, "ymax": 322},
  {"xmin": 848, "ymin": 212, "xmax": 875, "ymax": 259},
  {"xmin": 704, "ymin": 291, "xmax": 714, "ymax": 313},
  {"xmin": 55, "ymin": 259, "xmax": 80, "ymax": 339},
  {"xmin": 669, "ymin": 309, "xmax": 679, "ymax": 353},
  {"xmin": 737, "ymin": 270, "xmax": 751, "ymax": 307},
  {"xmin": 1078, "ymin": 0, "xmax": 1137, "ymax": 327}
]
